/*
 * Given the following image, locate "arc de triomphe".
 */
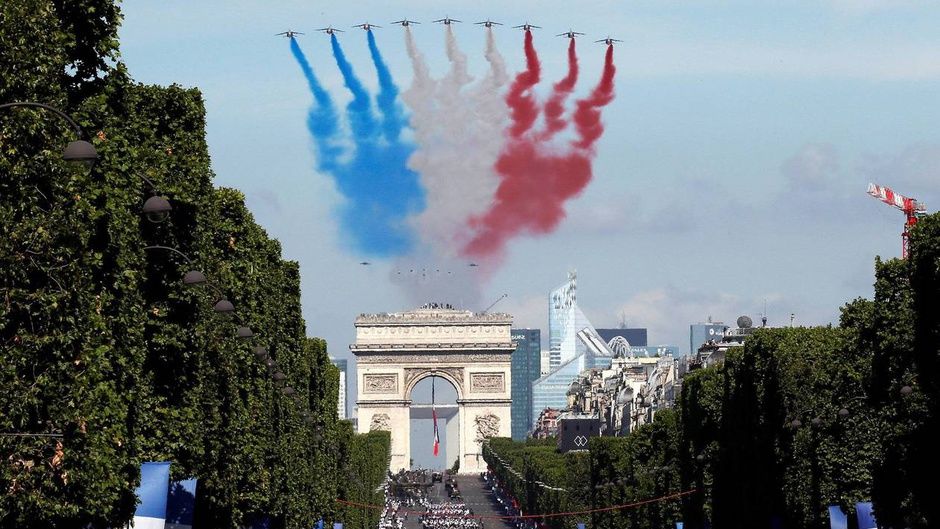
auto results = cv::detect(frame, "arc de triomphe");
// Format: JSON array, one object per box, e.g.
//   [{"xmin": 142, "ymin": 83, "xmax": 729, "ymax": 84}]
[{"xmin": 351, "ymin": 306, "xmax": 513, "ymax": 474}]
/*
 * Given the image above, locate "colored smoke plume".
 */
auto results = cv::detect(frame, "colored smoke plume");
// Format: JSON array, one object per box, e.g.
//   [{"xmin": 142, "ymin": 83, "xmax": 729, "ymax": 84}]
[
  {"xmin": 404, "ymin": 26, "xmax": 508, "ymax": 259},
  {"xmin": 506, "ymin": 30, "xmax": 542, "ymax": 138},
  {"xmin": 367, "ymin": 30, "xmax": 407, "ymax": 142},
  {"xmin": 290, "ymin": 38, "xmax": 343, "ymax": 173},
  {"xmin": 573, "ymin": 44, "xmax": 616, "ymax": 150},
  {"xmin": 291, "ymin": 35, "xmax": 423, "ymax": 257},
  {"xmin": 540, "ymin": 38, "xmax": 579, "ymax": 141},
  {"xmin": 462, "ymin": 44, "xmax": 616, "ymax": 260}
]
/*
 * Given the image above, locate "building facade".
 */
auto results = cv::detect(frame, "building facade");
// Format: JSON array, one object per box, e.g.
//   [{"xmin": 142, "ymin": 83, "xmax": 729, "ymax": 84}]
[
  {"xmin": 534, "ymin": 271, "xmax": 617, "ymax": 427},
  {"xmin": 689, "ymin": 321, "xmax": 729, "ymax": 355},
  {"xmin": 330, "ymin": 358, "xmax": 348, "ymax": 420},
  {"xmin": 510, "ymin": 328, "xmax": 541, "ymax": 441},
  {"xmin": 596, "ymin": 328, "xmax": 648, "ymax": 348}
]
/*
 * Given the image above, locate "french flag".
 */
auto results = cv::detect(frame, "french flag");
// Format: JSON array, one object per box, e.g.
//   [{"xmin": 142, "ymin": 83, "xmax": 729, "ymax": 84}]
[
  {"xmin": 432, "ymin": 408, "xmax": 440, "ymax": 456},
  {"xmin": 432, "ymin": 377, "xmax": 440, "ymax": 456}
]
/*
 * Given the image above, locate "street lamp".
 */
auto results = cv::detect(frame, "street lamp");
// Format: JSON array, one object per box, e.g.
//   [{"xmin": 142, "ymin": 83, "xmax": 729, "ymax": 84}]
[
  {"xmin": 237, "ymin": 326, "xmax": 254, "ymax": 339},
  {"xmin": 141, "ymin": 195, "xmax": 172, "ymax": 223},
  {"xmin": 213, "ymin": 297, "xmax": 235, "ymax": 315},
  {"xmin": 0, "ymin": 102, "xmax": 98, "ymax": 166}
]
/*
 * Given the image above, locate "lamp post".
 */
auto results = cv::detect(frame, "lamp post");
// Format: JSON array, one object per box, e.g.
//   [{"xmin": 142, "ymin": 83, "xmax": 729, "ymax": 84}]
[
  {"xmin": 1, "ymin": 102, "xmax": 174, "ymax": 223},
  {"xmin": 142, "ymin": 245, "xmax": 236, "ymax": 316},
  {"xmin": 0, "ymin": 102, "xmax": 97, "ymax": 165}
]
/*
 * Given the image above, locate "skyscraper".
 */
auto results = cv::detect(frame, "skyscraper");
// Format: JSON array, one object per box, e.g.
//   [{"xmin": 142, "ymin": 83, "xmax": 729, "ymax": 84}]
[
  {"xmin": 510, "ymin": 328, "xmax": 541, "ymax": 441},
  {"xmin": 330, "ymin": 358, "xmax": 348, "ymax": 420},
  {"xmin": 533, "ymin": 271, "xmax": 614, "ymax": 427},
  {"xmin": 548, "ymin": 271, "xmax": 597, "ymax": 370}
]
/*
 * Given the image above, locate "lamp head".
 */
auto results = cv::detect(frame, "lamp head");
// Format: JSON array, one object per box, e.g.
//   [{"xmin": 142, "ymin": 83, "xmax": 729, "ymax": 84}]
[
  {"xmin": 142, "ymin": 195, "xmax": 172, "ymax": 223},
  {"xmin": 183, "ymin": 270, "xmax": 207, "ymax": 286},
  {"xmin": 62, "ymin": 140, "xmax": 98, "ymax": 167},
  {"xmin": 213, "ymin": 298, "xmax": 235, "ymax": 315}
]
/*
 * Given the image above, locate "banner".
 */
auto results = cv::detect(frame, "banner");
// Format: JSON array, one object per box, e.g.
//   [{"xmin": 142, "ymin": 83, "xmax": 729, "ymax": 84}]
[
  {"xmin": 828, "ymin": 505, "xmax": 848, "ymax": 529},
  {"xmin": 165, "ymin": 478, "xmax": 198, "ymax": 529},
  {"xmin": 856, "ymin": 502, "xmax": 877, "ymax": 529},
  {"xmin": 131, "ymin": 462, "xmax": 171, "ymax": 529}
]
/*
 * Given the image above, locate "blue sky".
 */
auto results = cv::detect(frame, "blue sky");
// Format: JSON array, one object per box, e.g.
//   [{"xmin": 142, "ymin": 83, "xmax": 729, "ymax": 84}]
[{"xmin": 120, "ymin": 0, "xmax": 940, "ymax": 403}]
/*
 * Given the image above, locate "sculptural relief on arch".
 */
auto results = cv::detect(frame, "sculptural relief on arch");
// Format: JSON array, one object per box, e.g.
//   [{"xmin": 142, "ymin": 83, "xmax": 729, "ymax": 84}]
[{"xmin": 351, "ymin": 305, "xmax": 513, "ymax": 473}]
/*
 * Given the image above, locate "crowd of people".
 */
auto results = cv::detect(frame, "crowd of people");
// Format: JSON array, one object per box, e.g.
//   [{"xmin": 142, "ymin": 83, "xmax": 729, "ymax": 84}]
[
  {"xmin": 377, "ymin": 468, "xmax": 488, "ymax": 529},
  {"xmin": 420, "ymin": 501, "xmax": 482, "ymax": 529}
]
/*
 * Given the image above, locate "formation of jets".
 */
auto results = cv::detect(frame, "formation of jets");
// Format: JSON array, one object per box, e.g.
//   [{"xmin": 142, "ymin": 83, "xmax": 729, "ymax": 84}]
[{"xmin": 277, "ymin": 19, "xmax": 620, "ymax": 44}]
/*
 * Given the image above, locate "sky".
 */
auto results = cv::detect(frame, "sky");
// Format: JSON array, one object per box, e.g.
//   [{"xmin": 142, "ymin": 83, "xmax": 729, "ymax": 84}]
[{"xmin": 119, "ymin": 1, "xmax": 940, "ymax": 429}]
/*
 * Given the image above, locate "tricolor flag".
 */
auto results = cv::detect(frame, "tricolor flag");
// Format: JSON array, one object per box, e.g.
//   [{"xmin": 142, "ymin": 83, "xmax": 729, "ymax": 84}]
[{"xmin": 432, "ymin": 377, "xmax": 440, "ymax": 456}]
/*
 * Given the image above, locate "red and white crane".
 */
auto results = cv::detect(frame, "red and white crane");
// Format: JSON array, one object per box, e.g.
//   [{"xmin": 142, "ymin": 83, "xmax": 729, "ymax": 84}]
[{"xmin": 867, "ymin": 183, "xmax": 927, "ymax": 258}]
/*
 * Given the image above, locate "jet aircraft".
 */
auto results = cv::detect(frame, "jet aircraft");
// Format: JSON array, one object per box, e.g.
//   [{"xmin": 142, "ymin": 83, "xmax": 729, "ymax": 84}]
[
  {"xmin": 475, "ymin": 19, "xmax": 502, "ymax": 28},
  {"xmin": 275, "ymin": 30, "xmax": 304, "ymax": 38},
  {"xmin": 353, "ymin": 22, "xmax": 381, "ymax": 31},
  {"xmin": 595, "ymin": 36, "xmax": 623, "ymax": 45},
  {"xmin": 317, "ymin": 26, "xmax": 344, "ymax": 35},
  {"xmin": 468, "ymin": 263, "xmax": 479, "ymax": 267},
  {"xmin": 513, "ymin": 22, "xmax": 541, "ymax": 31},
  {"xmin": 391, "ymin": 19, "xmax": 420, "ymax": 27},
  {"xmin": 433, "ymin": 16, "xmax": 461, "ymax": 25},
  {"xmin": 557, "ymin": 30, "xmax": 584, "ymax": 39},
  {"xmin": 359, "ymin": 261, "xmax": 371, "ymax": 266}
]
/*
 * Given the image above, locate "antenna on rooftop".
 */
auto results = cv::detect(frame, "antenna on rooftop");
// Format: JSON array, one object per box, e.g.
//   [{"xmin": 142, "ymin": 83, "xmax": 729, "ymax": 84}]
[{"xmin": 482, "ymin": 293, "xmax": 508, "ymax": 314}]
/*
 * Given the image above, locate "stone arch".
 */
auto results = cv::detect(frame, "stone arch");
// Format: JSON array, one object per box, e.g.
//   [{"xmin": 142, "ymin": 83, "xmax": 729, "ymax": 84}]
[{"xmin": 403, "ymin": 368, "xmax": 464, "ymax": 401}]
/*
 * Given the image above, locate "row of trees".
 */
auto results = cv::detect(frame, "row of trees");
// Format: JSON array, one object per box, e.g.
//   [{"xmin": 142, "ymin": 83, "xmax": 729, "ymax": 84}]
[
  {"xmin": 1, "ymin": 1, "xmax": 390, "ymax": 527},
  {"xmin": 485, "ymin": 214, "xmax": 939, "ymax": 529}
]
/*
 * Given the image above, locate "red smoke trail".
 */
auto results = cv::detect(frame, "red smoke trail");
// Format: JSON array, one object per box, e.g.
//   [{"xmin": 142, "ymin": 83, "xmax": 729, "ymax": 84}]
[
  {"xmin": 539, "ymin": 38, "xmax": 579, "ymax": 140},
  {"xmin": 573, "ymin": 44, "xmax": 616, "ymax": 150},
  {"xmin": 462, "ymin": 45, "xmax": 616, "ymax": 260},
  {"xmin": 506, "ymin": 30, "xmax": 542, "ymax": 138}
]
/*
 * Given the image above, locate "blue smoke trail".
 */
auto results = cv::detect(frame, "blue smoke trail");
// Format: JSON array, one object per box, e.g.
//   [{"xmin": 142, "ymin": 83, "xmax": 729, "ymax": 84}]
[
  {"xmin": 290, "ymin": 38, "xmax": 343, "ymax": 173},
  {"xmin": 330, "ymin": 34, "xmax": 378, "ymax": 140},
  {"xmin": 367, "ymin": 30, "xmax": 406, "ymax": 141},
  {"xmin": 290, "ymin": 35, "xmax": 425, "ymax": 256}
]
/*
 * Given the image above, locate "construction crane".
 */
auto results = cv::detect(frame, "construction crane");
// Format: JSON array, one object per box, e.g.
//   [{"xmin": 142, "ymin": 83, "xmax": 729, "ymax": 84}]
[{"xmin": 867, "ymin": 183, "xmax": 927, "ymax": 258}]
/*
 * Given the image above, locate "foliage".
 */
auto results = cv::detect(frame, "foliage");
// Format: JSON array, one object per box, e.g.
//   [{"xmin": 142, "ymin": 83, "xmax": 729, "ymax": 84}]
[
  {"xmin": 334, "ymin": 425, "xmax": 391, "ymax": 529},
  {"xmin": 1, "ymin": 1, "xmax": 371, "ymax": 527}
]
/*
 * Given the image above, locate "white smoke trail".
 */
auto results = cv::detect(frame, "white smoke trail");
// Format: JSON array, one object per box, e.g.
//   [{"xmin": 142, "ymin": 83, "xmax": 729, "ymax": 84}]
[
  {"xmin": 405, "ymin": 26, "xmax": 509, "ymax": 260},
  {"xmin": 395, "ymin": 26, "xmax": 511, "ymax": 307}
]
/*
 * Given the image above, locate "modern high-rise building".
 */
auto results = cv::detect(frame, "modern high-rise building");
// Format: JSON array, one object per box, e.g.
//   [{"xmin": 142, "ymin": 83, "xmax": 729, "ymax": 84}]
[
  {"xmin": 548, "ymin": 271, "xmax": 599, "ymax": 370},
  {"xmin": 533, "ymin": 271, "xmax": 614, "ymax": 427},
  {"xmin": 510, "ymin": 328, "xmax": 541, "ymax": 441},
  {"xmin": 689, "ymin": 321, "xmax": 729, "ymax": 355},
  {"xmin": 330, "ymin": 358, "xmax": 348, "ymax": 420}
]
